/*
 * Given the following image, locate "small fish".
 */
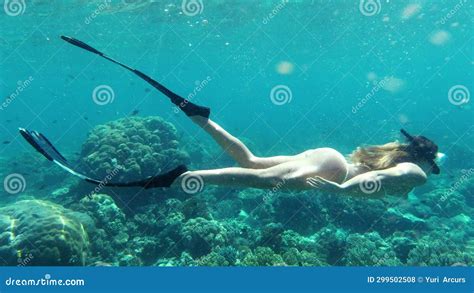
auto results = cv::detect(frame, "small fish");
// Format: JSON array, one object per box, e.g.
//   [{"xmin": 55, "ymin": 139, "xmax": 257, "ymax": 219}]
[
  {"xmin": 131, "ymin": 109, "xmax": 140, "ymax": 116},
  {"xmin": 5, "ymin": 119, "xmax": 12, "ymax": 123},
  {"xmin": 2, "ymin": 140, "xmax": 11, "ymax": 144},
  {"xmin": 52, "ymin": 120, "xmax": 58, "ymax": 124},
  {"xmin": 144, "ymin": 88, "xmax": 151, "ymax": 93},
  {"xmin": 83, "ymin": 116, "xmax": 89, "ymax": 121}
]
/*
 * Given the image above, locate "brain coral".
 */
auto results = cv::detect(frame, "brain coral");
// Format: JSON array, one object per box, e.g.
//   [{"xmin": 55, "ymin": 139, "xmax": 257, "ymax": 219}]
[
  {"xmin": 0, "ymin": 200, "xmax": 91, "ymax": 266},
  {"xmin": 80, "ymin": 116, "xmax": 189, "ymax": 182}
]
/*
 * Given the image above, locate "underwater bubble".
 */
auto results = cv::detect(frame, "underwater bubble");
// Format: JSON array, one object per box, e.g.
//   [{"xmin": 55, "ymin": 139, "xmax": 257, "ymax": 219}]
[
  {"xmin": 276, "ymin": 61, "xmax": 294, "ymax": 75},
  {"xmin": 398, "ymin": 114, "xmax": 409, "ymax": 124},
  {"xmin": 429, "ymin": 30, "xmax": 451, "ymax": 46},
  {"xmin": 401, "ymin": 4, "xmax": 421, "ymax": 20},
  {"xmin": 381, "ymin": 76, "xmax": 406, "ymax": 93},
  {"xmin": 367, "ymin": 72, "xmax": 378, "ymax": 81}
]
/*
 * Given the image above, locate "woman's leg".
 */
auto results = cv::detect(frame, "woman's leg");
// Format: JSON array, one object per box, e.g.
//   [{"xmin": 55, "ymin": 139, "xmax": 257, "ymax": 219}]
[
  {"xmin": 190, "ymin": 116, "xmax": 299, "ymax": 169},
  {"xmin": 177, "ymin": 167, "xmax": 282, "ymax": 189}
]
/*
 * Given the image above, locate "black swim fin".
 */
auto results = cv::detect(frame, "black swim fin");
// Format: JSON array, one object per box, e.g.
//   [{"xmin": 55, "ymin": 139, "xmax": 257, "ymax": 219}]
[
  {"xmin": 85, "ymin": 164, "xmax": 189, "ymax": 189},
  {"xmin": 61, "ymin": 36, "xmax": 210, "ymax": 118},
  {"xmin": 19, "ymin": 128, "xmax": 188, "ymax": 189}
]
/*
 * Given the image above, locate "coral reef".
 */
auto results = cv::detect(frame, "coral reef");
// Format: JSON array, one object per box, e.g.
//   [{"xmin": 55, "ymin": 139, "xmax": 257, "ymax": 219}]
[
  {"xmin": 0, "ymin": 200, "xmax": 92, "ymax": 266},
  {"xmin": 341, "ymin": 232, "xmax": 401, "ymax": 266},
  {"xmin": 181, "ymin": 217, "xmax": 228, "ymax": 257},
  {"xmin": 1, "ymin": 116, "xmax": 472, "ymax": 267},
  {"xmin": 80, "ymin": 116, "xmax": 189, "ymax": 182},
  {"xmin": 75, "ymin": 194, "xmax": 129, "ymax": 264}
]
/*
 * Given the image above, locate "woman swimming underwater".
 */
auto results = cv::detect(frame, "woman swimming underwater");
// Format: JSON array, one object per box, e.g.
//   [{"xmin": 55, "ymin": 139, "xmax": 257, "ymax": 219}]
[{"xmin": 20, "ymin": 36, "xmax": 442, "ymax": 198}]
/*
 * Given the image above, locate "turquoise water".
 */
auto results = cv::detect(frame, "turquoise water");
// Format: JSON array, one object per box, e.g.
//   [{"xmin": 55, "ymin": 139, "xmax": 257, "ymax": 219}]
[{"xmin": 0, "ymin": 0, "xmax": 473, "ymax": 266}]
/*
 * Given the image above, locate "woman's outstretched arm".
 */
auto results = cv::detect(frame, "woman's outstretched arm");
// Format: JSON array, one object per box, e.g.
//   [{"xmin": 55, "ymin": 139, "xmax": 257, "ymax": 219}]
[{"xmin": 190, "ymin": 116, "xmax": 311, "ymax": 169}]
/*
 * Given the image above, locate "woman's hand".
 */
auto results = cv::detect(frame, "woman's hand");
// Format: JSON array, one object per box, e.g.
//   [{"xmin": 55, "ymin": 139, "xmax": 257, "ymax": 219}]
[{"xmin": 306, "ymin": 176, "xmax": 342, "ymax": 193}]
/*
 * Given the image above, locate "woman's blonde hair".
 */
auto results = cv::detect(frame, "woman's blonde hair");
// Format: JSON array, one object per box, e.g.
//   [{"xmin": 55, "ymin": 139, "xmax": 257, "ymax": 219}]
[{"xmin": 349, "ymin": 142, "xmax": 413, "ymax": 171}]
